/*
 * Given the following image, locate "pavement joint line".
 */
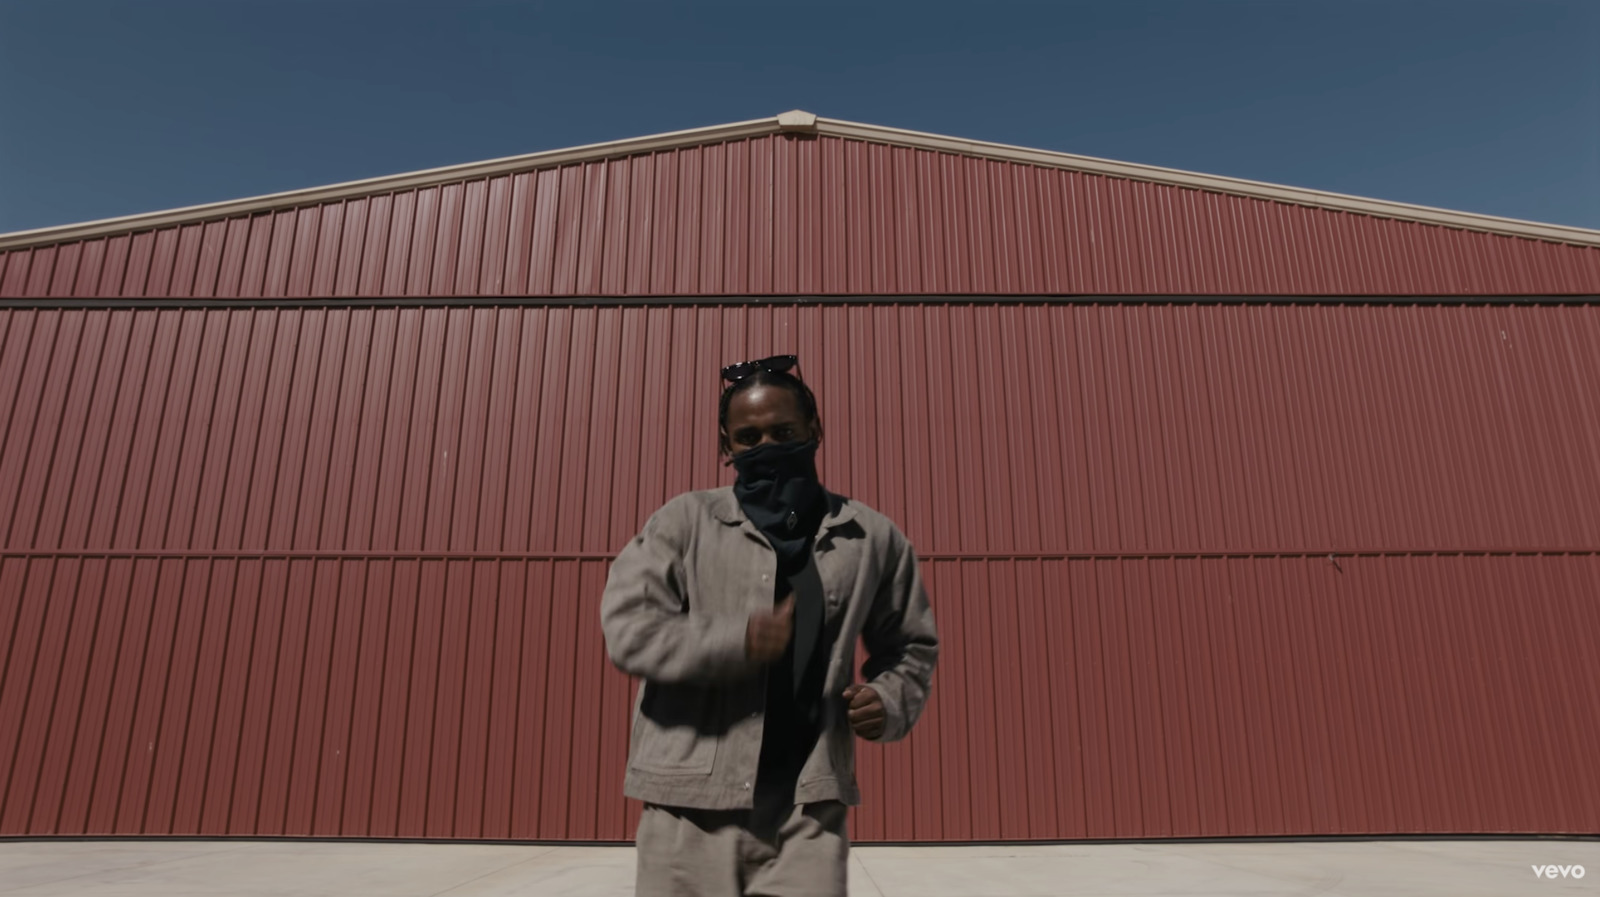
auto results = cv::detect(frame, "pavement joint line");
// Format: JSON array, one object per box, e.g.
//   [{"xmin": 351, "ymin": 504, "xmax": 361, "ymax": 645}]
[
  {"xmin": 1161, "ymin": 852, "xmax": 1350, "ymax": 891},
  {"xmin": 0, "ymin": 841, "xmax": 259, "ymax": 895},
  {"xmin": 420, "ymin": 845, "xmax": 566, "ymax": 897},
  {"xmin": 852, "ymin": 851, "xmax": 889, "ymax": 897},
  {"xmin": 1376, "ymin": 838, "xmax": 1600, "ymax": 870}
]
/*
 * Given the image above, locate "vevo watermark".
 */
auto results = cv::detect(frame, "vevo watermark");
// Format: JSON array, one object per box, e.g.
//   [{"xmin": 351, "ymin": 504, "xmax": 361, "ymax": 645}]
[{"xmin": 1532, "ymin": 865, "xmax": 1585, "ymax": 879}]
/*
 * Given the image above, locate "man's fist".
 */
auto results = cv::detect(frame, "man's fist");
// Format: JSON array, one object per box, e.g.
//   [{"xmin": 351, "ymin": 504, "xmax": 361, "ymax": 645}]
[
  {"xmin": 842, "ymin": 684, "xmax": 886, "ymax": 740},
  {"xmin": 745, "ymin": 596, "xmax": 794, "ymax": 664}
]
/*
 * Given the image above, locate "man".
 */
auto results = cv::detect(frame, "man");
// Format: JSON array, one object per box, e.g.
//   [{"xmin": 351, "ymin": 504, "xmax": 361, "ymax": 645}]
[{"xmin": 600, "ymin": 354, "xmax": 940, "ymax": 897}]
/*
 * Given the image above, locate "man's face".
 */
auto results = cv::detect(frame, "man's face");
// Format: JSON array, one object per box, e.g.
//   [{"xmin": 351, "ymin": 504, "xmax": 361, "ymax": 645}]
[{"xmin": 722, "ymin": 384, "xmax": 820, "ymax": 455}]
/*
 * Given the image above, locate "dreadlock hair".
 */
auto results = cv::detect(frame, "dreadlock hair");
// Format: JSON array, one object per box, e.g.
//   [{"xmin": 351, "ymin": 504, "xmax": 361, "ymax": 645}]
[{"xmin": 717, "ymin": 369, "xmax": 821, "ymax": 456}]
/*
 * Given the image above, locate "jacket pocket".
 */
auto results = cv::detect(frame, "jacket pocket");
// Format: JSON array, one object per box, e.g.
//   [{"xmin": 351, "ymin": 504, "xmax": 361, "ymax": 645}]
[{"xmin": 631, "ymin": 684, "xmax": 720, "ymax": 775}]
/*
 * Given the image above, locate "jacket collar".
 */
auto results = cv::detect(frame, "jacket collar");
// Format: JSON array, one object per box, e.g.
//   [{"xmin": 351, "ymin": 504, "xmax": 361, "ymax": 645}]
[{"xmin": 711, "ymin": 485, "xmax": 857, "ymax": 536}]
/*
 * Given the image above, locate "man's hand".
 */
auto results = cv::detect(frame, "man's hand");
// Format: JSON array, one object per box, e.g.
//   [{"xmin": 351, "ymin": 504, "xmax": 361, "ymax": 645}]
[
  {"xmin": 842, "ymin": 684, "xmax": 886, "ymax": 740},
  {"xmin": 745, "ymin": 596, "xmax": 794, "ymax": 664}
]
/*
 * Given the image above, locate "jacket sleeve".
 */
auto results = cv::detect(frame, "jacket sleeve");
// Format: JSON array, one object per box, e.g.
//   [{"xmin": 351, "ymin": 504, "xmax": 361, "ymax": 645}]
[
  {"xmin": 600, "ymin": 501, "xmax": 755, "ymax": 685},
  {"xmin": 859, "ymin": 526, "xmax": 940, "ymax": 742}
]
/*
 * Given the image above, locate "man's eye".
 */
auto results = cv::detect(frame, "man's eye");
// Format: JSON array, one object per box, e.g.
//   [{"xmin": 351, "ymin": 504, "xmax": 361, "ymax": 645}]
[
  {"xmin": 737, "ymin": 432, "xmax": 759, "ymax": 444},
  {"xmin": 774, "ymin": 428, "xmax": 792, "ymax": 440}
]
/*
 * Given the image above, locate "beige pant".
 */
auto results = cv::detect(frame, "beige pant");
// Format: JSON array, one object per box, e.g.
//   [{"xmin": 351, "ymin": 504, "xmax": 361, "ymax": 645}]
[{"xmin": 635, "ymin": 801, "xmax": 849, "ymax": 897}]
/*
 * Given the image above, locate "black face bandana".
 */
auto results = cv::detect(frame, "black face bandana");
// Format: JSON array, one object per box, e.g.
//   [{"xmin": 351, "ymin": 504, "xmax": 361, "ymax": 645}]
[
  {"xmin": 730, "ymin": 439, "xmax": 825, "ymax": 568},
  {"xmin": 733, "ymin": 439, "xmax": 828, "ymax": 710}
]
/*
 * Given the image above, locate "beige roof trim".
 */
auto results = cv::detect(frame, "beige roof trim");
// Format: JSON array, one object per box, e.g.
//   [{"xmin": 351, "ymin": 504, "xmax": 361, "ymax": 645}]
[
  {"xmin": 815, "ymin": 118, "xmax": 1600, "ymax": 248},
  {"xmin": 0, "ymin": 114, "xmax": 786, "ymax": 250},
  {"xmin": 5, "ymin": 110, "xmax": 1600, "ymax": 250}
]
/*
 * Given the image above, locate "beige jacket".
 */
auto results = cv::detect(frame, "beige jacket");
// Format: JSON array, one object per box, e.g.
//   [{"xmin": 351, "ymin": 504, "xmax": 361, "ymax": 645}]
[{"xmin": 599, "ymin": 486, "xmax": 939, "ymax": 810}]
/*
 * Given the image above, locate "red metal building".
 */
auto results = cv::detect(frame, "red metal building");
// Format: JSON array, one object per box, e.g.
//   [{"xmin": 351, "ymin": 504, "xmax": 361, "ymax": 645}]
[{"xmin": 1, "ymin": 111, "xmax": 1597, "ymax": 843}]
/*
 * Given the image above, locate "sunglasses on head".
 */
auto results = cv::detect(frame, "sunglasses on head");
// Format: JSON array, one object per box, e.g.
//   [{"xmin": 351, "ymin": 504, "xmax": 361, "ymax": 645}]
[{"xmin": 720, "ymin": 354, "xmax": 799, "ymax": 382}]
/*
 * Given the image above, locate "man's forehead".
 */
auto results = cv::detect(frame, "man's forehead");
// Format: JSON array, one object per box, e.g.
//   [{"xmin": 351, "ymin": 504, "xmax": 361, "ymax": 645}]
[{"xmin": 726, "ymin": 384, "xmax": 805, "ymax": 421}]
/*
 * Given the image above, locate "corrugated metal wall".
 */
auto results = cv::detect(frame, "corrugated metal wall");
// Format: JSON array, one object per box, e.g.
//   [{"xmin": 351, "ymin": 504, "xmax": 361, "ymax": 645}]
[
  {"xmin": 5, "ymin": 135, "xmax": 1600, "ymax": 299},
  {"xmin": 3, "ymin": 302, "xmax": 1597, "ymax": 840}
]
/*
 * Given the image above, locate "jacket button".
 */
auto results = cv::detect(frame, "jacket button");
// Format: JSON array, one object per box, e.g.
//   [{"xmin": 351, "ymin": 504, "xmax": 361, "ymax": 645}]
[
  {"xmin": 761, "ymin": 574, "xmax": 769, "ymax": 583},
  {"xmin": 742, "ymin": 782, "xmax": 751, "ymax": 790}
]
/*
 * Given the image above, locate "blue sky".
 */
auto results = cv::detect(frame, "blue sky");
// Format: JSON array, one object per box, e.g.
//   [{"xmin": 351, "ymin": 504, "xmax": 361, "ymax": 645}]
[{"xmin": 2, "ymin": 0, "xmax": 1597, "ymax": 234}]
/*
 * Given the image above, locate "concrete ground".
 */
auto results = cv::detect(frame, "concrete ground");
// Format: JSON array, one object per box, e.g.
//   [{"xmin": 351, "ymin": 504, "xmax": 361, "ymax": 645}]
[{"xmin": 0, "ymin": 838, "xmax": 1596, "ymax": 896}]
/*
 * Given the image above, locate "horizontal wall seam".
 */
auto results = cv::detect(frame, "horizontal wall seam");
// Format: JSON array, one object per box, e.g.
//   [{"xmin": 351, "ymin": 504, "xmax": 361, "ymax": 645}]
[
  {"xmin": 2, "ymin": 548, "xmax": 1596, "ymax": 562},
  {"xmin": 3, "ymin": 295, "xmax": 1600, "ymax": 313},
  {"xmin": 3, "ymin": 295, "xmax": 1600, "ymax": 311}
]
